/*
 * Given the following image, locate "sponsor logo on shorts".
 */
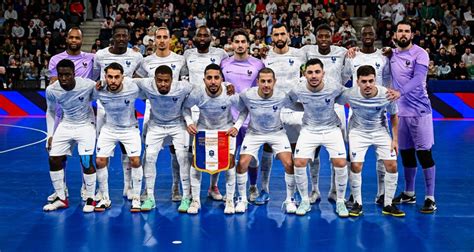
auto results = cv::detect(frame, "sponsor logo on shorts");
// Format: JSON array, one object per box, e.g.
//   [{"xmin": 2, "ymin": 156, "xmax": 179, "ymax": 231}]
[
  {"xmin": 131, "ymin": 150, "xmax": 138, "ymax": 154},
  {"xmin": 242, "ymin": 145, "xmax": 247, "ymax": 150},
  {"xmin": 85, "ymin": 149, "xmax": 92, "ymax": 152},
  {"xmin": 284, "ymin": 146, "xmax": 290, "ymax": 149},
  {"xmin": 390, "ymin": 153, "xmax": 396, "ymax": 157},
  {"xmin": 352, "ymin": 152, "xmax": 356, "ymax": 157},
  {"xmin": 295, "ymin": 149, "xmax": 299, "ymax": 154},
  {"xmin": 337, "ymin": 152, "xmax": 344, "ymax": 155}
]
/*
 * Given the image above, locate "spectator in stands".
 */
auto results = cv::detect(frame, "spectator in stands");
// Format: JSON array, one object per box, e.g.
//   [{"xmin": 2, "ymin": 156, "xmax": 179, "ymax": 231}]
[
  {"xmin": 245, "ymin": 0, "xmax": 256, "ymax": 15},
  {"xmin": 462, "ymin": 47, "xmax": 474, "ymax": 67},
  {"xmin": 4, "ymin": 5, "xmax": 18, "ymax": 22},
  {"xmin": 428, "ymin": 60, "xmax": 438, "ymax": 80},
  {"xmin": 290, "ymin": 30, "xmax": 302, "ymax": 48},
  {"xmin": 289, "ymin": 12, "xmax": 303, "ymax": 35},
  {"xmin": 459, "ymin": 20, "xmax": 471, "ymax": 36},
  {"xmin": 448, "ymin": 47, "xmax": 461, "ymax": 66},
  {"xmin": 437, "ymin": 60, "xmax": 452, "ymax": 80},
  {"xmin": 302, "ymin": 29, "xmax": 316, "ymax": 45},
  {"xmin": 336, "ymin": 3, "xmax": 350, "ymax": 23},
  {"xmin": 48, "ymin": 0, "xmax": 60, "ymax": 16},
  {"xmin": 102, "ymin": 17, "xmax": 114, "ymax": 29},
  {"xmin": 435, "ymin": 48, "xmax": 449, "ymax": 65},
  {"xmin": 53, "ymin": 14, "xmax": 66, "ymax": 33},
  {"xmin": 452, "ymin": 61, "xmax": 469, "ymax": 80}
]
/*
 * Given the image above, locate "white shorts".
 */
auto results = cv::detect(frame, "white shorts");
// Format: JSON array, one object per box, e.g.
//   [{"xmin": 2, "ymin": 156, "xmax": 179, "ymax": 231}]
[
  {"xmin": 191, "ymin": 133, "xmax": 237, "ymax": 155},
  {"xmin": 145, "ymin": 123, "xmax": 190, "ymax": 156},
  {"xmin": 240, "ymin": 130, "xmax": 292, "ymax": 160},
  {"xmin": 294, "ymin": 127, "xmax": 346, "ymax": 160},
  {"xmin": 349, "ymin": 129, "xmax": 397, "ymax": 162},
  {"xmin": 49, "ymin": 122, "xmax": 96, "ymax": 156},
  {"xmin": 281, "ymin": 109, "xmax": 303, "ymax": 144},
  {"xmin": 96, "ymin": 126, "xmax": 142, "ymax": 158}
]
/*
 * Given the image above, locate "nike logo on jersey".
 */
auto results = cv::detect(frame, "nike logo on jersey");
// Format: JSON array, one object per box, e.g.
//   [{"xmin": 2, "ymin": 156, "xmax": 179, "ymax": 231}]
[{"xmin": 354, "ymin": 64, "xmax": 360, "ymax": 68}]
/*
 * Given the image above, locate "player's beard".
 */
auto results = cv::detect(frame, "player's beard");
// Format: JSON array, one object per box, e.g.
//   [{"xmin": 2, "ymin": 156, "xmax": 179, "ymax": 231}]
[
  {"xmin": 195, "ymin": 40, "xmax": 211, "ymax": 51},
  {"xmin": 275, "ymin": 40, "xmax": 286, "ymax": 49},
  {"xmin": 395, "ymin": 37, "xmax": 411, "ymax": 49},
  {"xmin": 67, "ymin": 43, "xmax": 81, "ymax": 53}
]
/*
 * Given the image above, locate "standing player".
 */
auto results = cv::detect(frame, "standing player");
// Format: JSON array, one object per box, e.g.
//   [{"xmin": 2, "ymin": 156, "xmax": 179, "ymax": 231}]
[
  {"xmin": 93, "ymin": 63, "xmax": 144, "ymax": 213},
  {"xmin": 182, "ymin": 25, "xmax": 229, "ymax": 201},
  {"xmin": 345, "ymin": 24, "xmax": 392, "ymax": 205},
  {"xmin": 260, "ymin": 23, "xmax": 306, "ymax": 204},
  {"xmin": 386, "ymin": 21, "xmax": 437, "ymax": 213},
  {"xmin": 135, "ymin": 65, "xmax": 193, "ymax": 212},
  {"xmin": 221, "ymin": 29, "xmax": 265, "ymax": 203},
  {"xmin": 47, "ymin": 27, "xmax": 95, "ymax": 202},
  {"xmin": 235, "ymin": 68, "xmax": 301, "ymax": 214},
  {"xmin": 136, "ymin": 26, "xmax": 186, "ymax": 202},
  {"xmin": 290, "ymin": 59, "xmax": 349, "ymax": 217},
  {"xmin": 302, "ymin": 24, "xmax": 351, "ymax": 203},
  {"xmin": 183, "ymin": 64, "xmax": 241, "ymax": 214},
  {"xmin": 337, "ymin": 65, "xmax": 405, "ymax": 217},
  {"xmin": 43, "ymin": 59, "xmax": 97, "ymax": 213},
  {"xmin": 93, "ymin": 24, "xmax": 143, "ymax": 201}
]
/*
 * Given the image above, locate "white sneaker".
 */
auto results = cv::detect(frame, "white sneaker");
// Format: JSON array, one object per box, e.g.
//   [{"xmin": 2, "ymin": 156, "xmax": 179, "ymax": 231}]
[
  {"xmin": 43, "ymin": 197, "xmax": 69, "ymax": 211},
  {"xmin": 235, "ymin": 197, "xmax": 248, "ymax": 213},
  {"xmin": 95, "ymin": 198, "xmax": 112, "ymax": 212},
  {"xmin": 296, "ymin": 200, "xmax": 311, "ymax": 216},
  {"xmin": 171, "ymin": 184, "xmax": 182, "ymax": 202},
  {"xmin": 282, "ymin": 198, "xmax": 297, "ymax": 214},
  {"xmin": 130, "ymin": 197, "xmax": 141, "ymax": 213},
  {"xmin": 336, "ymin": 201, "xmax": 349, "ymax": 217},
  {"xmin": 310, "ymin": 190, "xmax": 321, "ymax": 204},
  {"xmin": 224, "ymin": 199, "xmax": 235, "ymax": 214},
  {"xmin": 140, "ymin": 191, "xmax": 148, "ymax": 201},
  {"xmin": 47, "ymin": 187, "xmax": 69, "ymax": 202},
  {"xmin": 94, "ymin": 190, "xmax": 103, "ymax": 201},
  {"xmin": 187, "ymin": 200, "xmax": 201, "ymax": 214},
  {"xmin": 248, "ymin": 185, "xmax": 259, "ymax": 202},
  {"xmin": 208, "ymin": 186, "xmax": 223, "ymax": 201},
  {"xmin": 80, "ymin": 183, "xmax": 87, "ymax": 201},
  {"xmin": 83, "ymin": 198, "xmax": 96, "ymax": 213}
]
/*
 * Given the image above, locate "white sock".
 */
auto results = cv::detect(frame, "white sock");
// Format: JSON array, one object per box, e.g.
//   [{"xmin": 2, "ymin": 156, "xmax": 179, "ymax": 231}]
[
  {"xmin": 210, "ymin": 173, "xmax": 219, "ymax": 188},
  {"xmin": 426, "ymin": 195, "xmax": 435, "ymax": 201},
  {"xmin": 384, "ymin": 172, "xmax": 398, "ymax": 207},
  {"xmin": 122, "ymin": 154, "xmax": 131, "ymax": 190},
  {"xmin": 83, "ymin": 173, "xmax": 96, "ymax": 199},
  {"xmin": 236, "ymin": 172, "xmax": 248, "ymax": 201},
  {"xmin": 329, "ymin": 163, "xmax": 336, "ymax": 194},
  {"xmin": 96, "ymin": 167, "xmax": 109, "ymax": 199},
  {"xmin": 260, "ymin": 150, "xmax": 273, "ymax": 193},
  {"xmin": 334, "ymin": 166, "xmax": 348, "ymax": 203},
  {"xmin": 177, "ymin": 151, "xmax": 191, "ymax": 198},
  {"xmin": 405, "ymin": 191, "xmax": 415, "ymax": 197},
  {"xmin": 294, "ymin": 166, "xmax": 309, "ymax": 201},
  {"xmin": 225, "ymin": 167, "xmax": 236, "ymax": 200},
  {"xmin": 144, "ymin": 157, "xmax": 157, "ymax": 199},
  {"xmin": 350, "ymin": 170, "xmax": 362, "ymax": 205},
  {"xmin": 309, "ymin": 157, "xmax": 320, "ymax": 193},
  {"xmin": 284, "ymin": 173, "xmax": 296, "ymax": 202},
  {"xmin": 131, "ymin": 167, "xmax": 143, "ymax": 198},
  {"xmin": 190, "ymin": 167, "xmax": 202, "ymax": 201},
  {"xmin": 376, "ymin": 159, "xmax": 386, "ymax": 197},
  {"xmin": 50, "ymin": 170, "xmax": 66, "ymax": 200},
  {"xmin": 171, "ymin": 153, "xmax": 180, "ymax": 186}
]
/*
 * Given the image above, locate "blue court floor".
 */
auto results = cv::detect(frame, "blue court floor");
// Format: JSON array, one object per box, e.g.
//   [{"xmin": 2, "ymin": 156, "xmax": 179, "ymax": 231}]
[{"xmin": 0, "ymin": 118, "xmax": 473, "ymax": 251}]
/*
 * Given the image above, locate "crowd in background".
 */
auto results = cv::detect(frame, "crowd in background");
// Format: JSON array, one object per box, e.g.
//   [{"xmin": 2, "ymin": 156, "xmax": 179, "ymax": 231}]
[{"xmin": 1, "ymin": 0, "xmax": 474, "ymax": 88}]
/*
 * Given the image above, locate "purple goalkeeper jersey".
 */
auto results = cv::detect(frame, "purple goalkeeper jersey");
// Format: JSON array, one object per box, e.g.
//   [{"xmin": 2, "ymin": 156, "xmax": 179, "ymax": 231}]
[
  {"xmin": 49, "ymin": 51, "xmax": 95, "ymax": 79},
  {"xmin": 390, "ymin": 44, "xmax": 432, "ymax": 117}
]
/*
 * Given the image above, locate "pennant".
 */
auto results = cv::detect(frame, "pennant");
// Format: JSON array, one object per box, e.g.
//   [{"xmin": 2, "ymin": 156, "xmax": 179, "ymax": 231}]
[{"xmin": 193, "ymin": 130, "xmax": 230, "ymax": 174}]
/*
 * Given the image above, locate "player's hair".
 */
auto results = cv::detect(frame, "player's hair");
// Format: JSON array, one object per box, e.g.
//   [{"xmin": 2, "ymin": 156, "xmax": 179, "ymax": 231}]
[
  {"xmin": 396, "ymin": 20, "xmax": 413, "ymax": 33},
  {"xmin": 67, "ymin": 27, "xmax": 82, "ymax": 37},
  {"xmin": 204, "ymin": 63, "xmax": 223, "ymax": 76},
  {"xmin": 155, "ymin": 65, "xmax": 173, "ymax": 77},
  {"xmin": 357, "ymin": 65, "xmax": 376, "ymax": 78},
  {"xmin": 360, "ymin": 24, "xmax": 376, "ymax": 36},
  {"xmin": 104, "ymin": 62, "xmax": 124, "ymax": 74},
  {"xmin": 257, "ymin": 67, "xmax": 276, "ymax": 80},
  {"xmin": 231, "ymin": 28, "xmax": 250, "ymax": 44},
  {"xmin": 316, "ymin": 24, "xmax": 332, "ymax": 35},
  {"xmin": 155, "ymin": 26, "xmax": 170, "ymax": 36},
  {"xmin": 112, "ymin": 23, "xmax": 130, "ymax": 35},
  {"xmin": 56, "ymin": 59, "xmax": 75, "ymax": 71},
  {"xmin": 271, "ymin": 23, "xmax": 288, "ymax": 34},
  {"xmin": 305, "ymin": 58, "xmax": 324, "ymax": 70}
]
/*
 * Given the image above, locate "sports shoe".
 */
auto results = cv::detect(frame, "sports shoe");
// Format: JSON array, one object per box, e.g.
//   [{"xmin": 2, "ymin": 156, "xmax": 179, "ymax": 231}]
[
  {"xmin": 255, "ymin": 190, "xmax": 270, "ymax": 205},
  {"xmin": 141, "ymin": 197, "xmax": 156, "ymax": 211},
  {"xmin": 94, "ymin": 190, "xmax": 103, "ymax": 201},
  {"xmin": 43, "ymin": 197, "xmax": 69, "ymax": 211},
  {"xmin": 420, "ymin": 198, "xmax": 437, "ymax": 214},
  {"xmin": 130, "ymin": 197, "xmax": 141, "ymax": 213},
  {"xmin": 328, "ymin": 191, "xmax": 337, "ymax": 203},
  {"xmin": 375, "ymin": 194, "xmax": 384, "ymax": 205},
  {"xmin": 80, "ymin": 183, "xmax": 87, "ymax": 201},
  {"xmin": 296, "ymin": 200, "xmax": 311, "ymax": 216},
  {"xmin": 235, "ymin": 197, "xmax": 248, "ymax": 213},
  {"xmin": 178, "ymin": 197, "xmax": 191, "ymax": 213},
  {"xmin": 83, "ymin": 198, "xmax": 96, "ymax": 213},
  {"xmin": 171, "ymin": 184, "xmax": 182, "ymax": 202},
  {"xmin": 309, "ymin": 190, "xmax": 321, "ymax": 204},
  {"xmin": 224, "ymin": 199, "xmax": 235, "ymax": 214},
  {"xmin": 248, "ymin": 185, "xmax": 259, "ymax": 202},
  {"xmin": 349, "ymin": 202, "xmax": 363, "ymax": 217},
  {"xmin": 382, "ymin": 204, "xmax": 406, "ymax": 217},
  {"xmin": 336, "ymin": 202, "xmax": 349, "ymax": 217},
  {"xmin": 345, "ymin": 194, "xmax": 355, "ymax": 209},
  {"xmin": 125, "ymin": 189, "xmax": 133, "ymax": 201},
  {"xmin": 208, "ymin": 186, "xmax": 223, "ymax": 201},
  {"xmin": 47, "ymin": 187, "xmax": 69, "ymax": 202},
  {"xmin": 392, "ymin": 192, "xmax": 416, "ymax": 204},
  {"xmin": 140, "ymin": 191, "xmax": 148, "ymax": 201},
  {"xmin": 95, "ymin": 198, "xmax": 112, "ymax": 212},
  {"xmin": 282, "ymin": 198, "xmax": 297, "ymax": 214},
  {"xmin": 187, "ymin": 200, "xmax": 201, "ymax": 214}
]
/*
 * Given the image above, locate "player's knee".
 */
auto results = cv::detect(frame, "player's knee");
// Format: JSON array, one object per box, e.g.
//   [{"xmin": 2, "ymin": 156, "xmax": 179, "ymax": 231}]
[
  {"xmin": 332, "ymin": 158, "xmax": 346, "ymax": 168},
  {"xmin": 129, "ymin": 156, "xmax": 141, "ymax": 168},
  {"xmin": 350, "ymin": 162, "xmax": 363, "ymax": 173},
  {"xmin": 49, "ymin": 156, "xmax": 64, "ymax": 171},
  {"xmin": 248, "ymin": 156, "xmax": 259, "ymax": 168},
  {"xmin": 416, "ymin": 149, "xmax": 435, "ymax": 168},
  {"xmin": 400, "ymin": 149, "xmax": 417, "ymax": 168},
  {"xmin": 263, "ymin": 143, "xmax": 273, "ymax": 152},
  {"xmin": 294, "ymin": 158, "xmax": 307, "ymax": 168},
  {"xmin": 96, "ymin": 157, "xmax": 107, "ymax": 169},
  {"xmin": 384, "ymin": 160, "xmax": 397, "ymax": 173},
  {"xmin": 280, "ymin": 157, "xmax": 293, "ymax": 172},
  {"xmin": 80, "ymin": 155, "xmax": 95, "ymax": 174}
]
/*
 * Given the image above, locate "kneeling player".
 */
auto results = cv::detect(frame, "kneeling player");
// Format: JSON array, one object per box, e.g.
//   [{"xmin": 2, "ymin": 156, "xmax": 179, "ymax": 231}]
[{"xmin": 338, "ymin": 65, "xmax": 404, "ymax": 217}]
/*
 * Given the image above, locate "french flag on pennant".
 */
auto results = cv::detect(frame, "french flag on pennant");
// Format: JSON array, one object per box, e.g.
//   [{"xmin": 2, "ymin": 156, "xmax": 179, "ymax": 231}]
[{"xmin": 193, "ymin": 130, "xmax": 230, "ymax": 174}]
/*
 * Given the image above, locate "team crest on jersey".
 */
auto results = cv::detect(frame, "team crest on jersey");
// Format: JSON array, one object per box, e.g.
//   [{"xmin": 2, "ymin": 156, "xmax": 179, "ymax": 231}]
[
  {"xmin": 405, "ymin": 60, "xmax": 411, "ymax": 66},
  {"xmin": 375, "ymin": 62, "xmax": 380, "ymax": 69},
  {"xmin": 126, "ymin": 60, "xmax": 131, "ymax": 67},
  {"xmin": 82, "ymin": 62, "xmax": 88, "ymax": 67},
  {"xmin": 210, "ymin": 58, "xmax": 216, "ymax": 63},
  {"xmin": 272, "ymin": 105, "xmax": 278, "ymax": 112},
  {"xmin": 172, "ymin": 97, "xmax": 178, "ymax": 103},
  {"xmin": 289, "ymin": 59, "xmax": 295, "ymax": 66},
  {"xmin": 247, "ymin": 70, "xmax": 252, "ymax": 76},
  {"xmin": 79, "ymin": 97, "xmax": 84, "ymax": 102},
  {"xmin": 171, "ymin": 64, "xmax": 176, "ymax": 70},
  {"xmin": 243, "ymin": 145, "xmax": 247, "ymax": 150},
  {"xmin": 331, "ymin": 56, "xmax": 337, "ymax": 63},
  {"xmin": 352, "ymin": 152, "xmax": 356, "ymax": 157},
  {"xmin": 295, "ymin": 149, "xmax": 299, "ymax": 154},
  {"xmin": 376, "ymin": 107, "xmax": 381, "ymax": 111},
  {"xmin": 124, "ymin": 99, "xmax": 130, "ymax": 106},
  {"xmin": 325, "ymin": 98, "xmax": 331, "ymax": 104},
  {"xmin": 221, "ymin": 106, "xmax": 227, "ymax": 110}
]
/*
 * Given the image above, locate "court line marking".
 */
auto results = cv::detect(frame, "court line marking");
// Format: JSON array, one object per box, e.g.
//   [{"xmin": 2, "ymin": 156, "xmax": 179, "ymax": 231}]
[{"xmin": 0, "ymin": 124, "xmax": 48, "ymax": 154}]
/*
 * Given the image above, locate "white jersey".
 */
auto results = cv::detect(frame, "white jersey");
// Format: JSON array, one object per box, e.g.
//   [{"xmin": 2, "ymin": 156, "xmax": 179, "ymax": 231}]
[
  {"xmin": 183, "ymin": 47, "xmax": 228, "ymax": 85},
  {"xmin": 263, "ymin": 47, "xmax": 306, "ymax": 92},
  {"xmin": 93, "ymin": 47, "xmax": 143, "ymax": 80},
  {"xmin": 239, "ymin": 87, "xmax": 295, "ymax": 134},
  {"xmin": 136, "ymin": 51, "xmax": 185, "ymax": 79},
  {"xmin": 46, "ymin": 77, "xmax": 96, "ymax": 132},
  {"xmin": 135, "ymin": 78, "xmax": 193, "ymax": 126},
  {"xmin": 183, "ymin": 83, "xmax": 240, "ymax": 130},
  {"xmin": 288, "ymin": 79, "xmax": 345, "ymax": 132},
  {"xmin": 302, "ymin": 45, "xmax": 351, "ymax": 86},
  {"xmin": 93, "ymin": 77, "xmax": 143, "ymax": 130},
  {"xmin": 337, "ymin": 86, "xmax": 398, "ymax": 133},
  {"xmin": 345, "ymin": 49, "xmax": 392, "ymax": 87}
]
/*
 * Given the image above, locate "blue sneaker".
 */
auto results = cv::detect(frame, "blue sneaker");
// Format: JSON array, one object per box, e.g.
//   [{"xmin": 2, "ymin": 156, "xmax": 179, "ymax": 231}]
[
  {"xmin": 294, "ymin": 191, "xmax": 302, "ymax": 204},
  {"xmin": 255, "ymin": 190, "xmax": 270, "ymax": 205}
]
